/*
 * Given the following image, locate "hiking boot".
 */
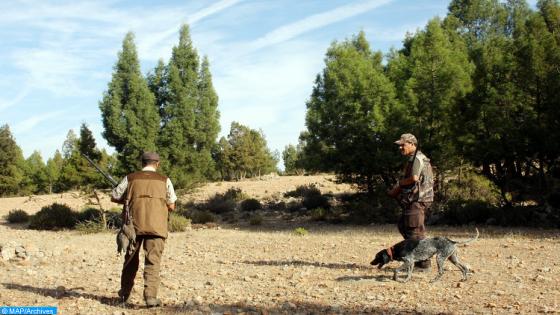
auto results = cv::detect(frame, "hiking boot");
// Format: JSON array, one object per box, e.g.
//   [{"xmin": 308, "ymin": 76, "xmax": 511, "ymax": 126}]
[
  {"xmin": 415, "ymin": 260, "xmax": 431, "ymax": 272},
  {"xmin": 145, "ymin": 297, "xmax": 162, "ymax": 308},
  {"xmin": 118, "ymin": 289, "xmax": 130, "ymax": 303}
]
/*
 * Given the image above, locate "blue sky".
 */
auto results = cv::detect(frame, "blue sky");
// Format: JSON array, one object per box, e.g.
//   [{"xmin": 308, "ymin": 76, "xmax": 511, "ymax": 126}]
[{"xmin": 1, "ymin": 0, "xmax": 463, "ymax": 162}]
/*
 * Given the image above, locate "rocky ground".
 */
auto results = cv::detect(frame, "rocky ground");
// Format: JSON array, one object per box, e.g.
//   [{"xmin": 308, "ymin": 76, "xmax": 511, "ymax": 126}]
[{"xmin": 1, "ymin": 175, "xmax": 559, "ymax": 314}]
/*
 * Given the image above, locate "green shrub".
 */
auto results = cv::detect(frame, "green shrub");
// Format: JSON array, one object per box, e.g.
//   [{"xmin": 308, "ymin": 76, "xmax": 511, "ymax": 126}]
[
  {"xmin": 346, "ymin": 195, "xmax": 400, "ymax": 224},
  {"xmin": 189, "ymin": 210, "xmax": 216, "ymax": 224},
  {"xmin": 249, "ymin": 213, "xmax": 263, "ymax": 225},
  {"xmin": 6, "ymin": 209, "xmax": 30, "ymax": 223},
  {"xmin": 286, "ymin": 200, "xmax": 302, "ymax": 212},
  {"xmin": 206, "ymin": 196, "xmax": 236, "ymax": 214},
  {"xmin": 293, "ymin": 227, "xmax": 308, "ymax": 236},
  {"xmin": 241, "ymin": 198, "xmax": 262, "ymax": 211},
  {"xmin": 284, "ymin": 184, "xmax": 321, "ymax": 198},
  {"xmin": 75, "ymin": 220, "xmax": 105, "ymax": 234},
  {"xmin": 223, "ymin": 187, "xmax": 249, "ymax": 201},
  {"xmin": 310, "ymin": 207, "xmax": 327, "ymax": 221},
  {"xmin": 303, "ymin": 193, "xmax": 330, "ymax": 210},
  {"xmin": 440, "ymin": 200, "xmax": 497, "ymax": 225},
  {"xmin": 445, "ymin": 171, "xmax": 501, "ymax": 205},
  {"xmin": 205, "ymin": 189, "xmax": 246, "ymax": 214},
  {"xmin": 29, "ymin": 203, "xmax": 79, "ymax": 230},
  {"xmin": 105, "ymin": 209, "xmax": 122, "ymax": 229},
  {"xmin": 78, "ymin": 207, "xmax": 103, "ymax": 223},
  {"xmin": 168, "ymin": 213, "xmax": 191, "ymax": 232}
]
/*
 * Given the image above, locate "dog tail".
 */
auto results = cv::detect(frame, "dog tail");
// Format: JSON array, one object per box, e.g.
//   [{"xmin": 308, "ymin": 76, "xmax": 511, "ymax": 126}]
[{"xmin": 449, "ymin": 228, "xmax": 479, "ymax": 245}]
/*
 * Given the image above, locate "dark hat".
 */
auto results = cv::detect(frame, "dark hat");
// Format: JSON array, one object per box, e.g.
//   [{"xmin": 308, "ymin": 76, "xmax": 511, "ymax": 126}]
[
  {"xmin": 141, "ymin": 152, "xmax": 160, "ymax": 162},
  {"xmin": 394, "ymin": 133, "xmax": 417, "ymax": 145}
]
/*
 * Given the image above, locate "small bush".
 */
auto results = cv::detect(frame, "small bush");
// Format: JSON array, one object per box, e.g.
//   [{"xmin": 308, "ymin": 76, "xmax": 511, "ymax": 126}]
[
  {"xmin": 205, "ymin": 189, "xmax": 246, "ymax": 214},
  {"xmin": 6, "ymin": 209, "xmax": 30, "ymax": 223},
  {"xmin": 78, "ymin": 207, "xmax": 103, "ymax": 223},
  {"xmin": 29, "ymin": 203, "xmax": 79, "ymax": 230},
  {"xmin": 310, "ymin": 207, "xmax": 327, "ymax": 221},
  {"xmin": 293, "ymin": 227, "xmax": 308, "ymax": 236},
  {"xmin": 284, "ymin": 184, "xmax": 321, "ymax": 198},
  {"xmin": 249, "ymin": 213, "xmax": 263, "ymax": 225},
  {"xmin": 105, "ymin": 209, "xmax": 122, "ymax": 229},
  {"xmin": 168, "ymin": 213, "xmax": 191, "ymax": 232},
  {"xmin": 303, "ymin": 193, "xmax": 330, "ymax": 210},
  {"xmin": 346, "ymin": 195, "xmax": 400, "ymax": 224},
  {"xmin": 75, "ymin": 220, "xmax": 105, "ymax": 234},
  {"xmin": 206, "ymin": 197, "xmax": 236, "ymax": 214},
  {"xmin": 241, "ymin": 198, "xmax": 262, "ymax": 211},
  {"xmin": 440, "ymin": 200, "xmax": 497, "ymax": 225},
  {"xmin": 445, "ymin": 171, "xmax": 501, "ymax": 205},
  {"xmin": 223, "ymin": 187, "xmax": 249, "ymax": 201},
  {"xmin": 189, "ymin": 210, "xmax": 216, "ymax": 224}
]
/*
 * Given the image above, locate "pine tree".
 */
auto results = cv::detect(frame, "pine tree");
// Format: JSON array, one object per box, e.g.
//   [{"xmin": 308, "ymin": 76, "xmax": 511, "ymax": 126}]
[
  {"xmin": 147, "ymin": 59, "xmax": 167, "ymax": 120},
  {"xmin": 46, "ymin": 150, "xmax": 63, "ymax": 193},
  {"xmin": 23, "ymin": 151, "xmax": 49, "ymax": 194},
  {"xmin": 0, "ymin": 125, "xmax": 25, "ymax": 196},
  {"xmin": 78, "ymin": 123, "xmax": 101, "ymax": 161},
  {"xmin": 195, "ymin": 55, "xmax": 221, "ymax": 179},
  {"xmin": 302, "ymin": 31, "xmax": 400, "ymax": 192},
  {"xmin": 402, "ymin": 18, "xmax": 474, "ymax": 169},
  {"xmin": 217, "ymin": 122, "xmax": 277, "ymax": 180},
  {"xmin": 282, "ymin": 144, "xmax": 303, "ymax": 175},
  {"xmin": 99, "ymin": 32, "xmax": 159, "ymax": 172},
  {"xmin": 158, "ymin": 24, "xmax": 203, "ymax": 188},
  {"xmin": 62, "ymin": 129, "xmax": 78, "ymax": 159}
]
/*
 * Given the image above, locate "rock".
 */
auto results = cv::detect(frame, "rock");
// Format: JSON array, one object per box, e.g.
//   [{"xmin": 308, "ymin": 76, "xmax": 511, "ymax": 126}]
[
  {"xmin": 282, "ymin": 301, "xmax": 296, "ymax": 309},
  {"xmin": 1, "ymin": 243, "xmax": 16, "ymax": 260},
  {"xmin": 537, "ymin": 267, "xmax": 551, "ymax": 273}
]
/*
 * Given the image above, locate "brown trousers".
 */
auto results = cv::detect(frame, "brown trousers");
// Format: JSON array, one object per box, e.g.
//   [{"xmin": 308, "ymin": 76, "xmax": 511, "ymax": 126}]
[
  {"xmin": 121, "ymin": 235, "xmax": 165, "ymax": 299},
  {"xmin": 398, "ymin": 201, "xmax": 431, "ymax": 241}
]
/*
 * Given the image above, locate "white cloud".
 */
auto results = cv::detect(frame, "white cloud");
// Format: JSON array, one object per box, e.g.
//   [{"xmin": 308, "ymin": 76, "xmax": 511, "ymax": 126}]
[
  {"xmin": 245, "ymin": 0, "xmax": 393, "ymax": 54},
  {"xmin": 12, "ymin": 110, "xmax": 65, "ymax": 134},
  {"xmin": 0, "ymin": 85, "xmax": 30, "ymax": 112},
  {"xmin": 137, "ymin": 0, "xmax": 242, "ymax": 61}
]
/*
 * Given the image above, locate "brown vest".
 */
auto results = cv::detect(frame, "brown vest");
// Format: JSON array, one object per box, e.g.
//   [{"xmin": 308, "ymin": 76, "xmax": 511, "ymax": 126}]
[{"xmin": 126, "ymin": 171, "xmax": 168, "ymax": 238}]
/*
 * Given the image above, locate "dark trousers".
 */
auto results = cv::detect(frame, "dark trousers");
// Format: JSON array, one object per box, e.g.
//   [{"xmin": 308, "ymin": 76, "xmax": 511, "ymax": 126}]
[
  {"xmin": 398, "ymin": 201, "xmax": 431, "ymax": 241},
  {"xmin": 121, "ymin": 235, "xmax": 165, "ymax": 299}
]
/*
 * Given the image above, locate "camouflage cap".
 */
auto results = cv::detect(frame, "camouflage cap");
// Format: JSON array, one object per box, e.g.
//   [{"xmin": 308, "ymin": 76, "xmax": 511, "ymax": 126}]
[
  {"xmin": 141, "ymin": 152, "xmax": 160, "ymax": 162},
  {"xmin": 394, "ymin": 133, "xmax": 417, "ymax": 145}
]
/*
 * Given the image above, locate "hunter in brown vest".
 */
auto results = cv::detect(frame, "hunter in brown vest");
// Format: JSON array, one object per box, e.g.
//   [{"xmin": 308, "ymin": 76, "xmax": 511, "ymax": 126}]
[
  {"xmin": 388, "ymin": 133, "xmax": 434, "ymax": 270},
  {"xmin": 111, "ymin": 152, "xmax": 177, "ymax": 307}
]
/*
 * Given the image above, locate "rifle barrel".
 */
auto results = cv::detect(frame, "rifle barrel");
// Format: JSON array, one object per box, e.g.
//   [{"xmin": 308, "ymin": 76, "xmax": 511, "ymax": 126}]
[{"xmin": 81, "ymin": 153, "xmax": 119, "ymax": 187}]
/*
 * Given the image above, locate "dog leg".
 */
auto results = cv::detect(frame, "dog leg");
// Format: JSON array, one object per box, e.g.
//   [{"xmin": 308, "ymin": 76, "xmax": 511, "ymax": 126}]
[
  {"xmin": 448, "ymin": 252, "xmax": 469, "ymax": 281},
  {"xmin": 430, "ymin": 254, "xmax": 446, "ymax": 283},
  {"xmin": 394, "ymin": 259, "xmax": 413, "ymax": 283},
  {"xmin": 403, "ymin": 261, "xmax": 414, "ymax": 283}
]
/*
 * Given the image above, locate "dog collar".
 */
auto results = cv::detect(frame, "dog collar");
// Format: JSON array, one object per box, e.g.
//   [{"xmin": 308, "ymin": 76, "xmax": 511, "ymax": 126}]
[{"xmin": 387, "ymin": 246, "xmax": 394, "ymax": 260}]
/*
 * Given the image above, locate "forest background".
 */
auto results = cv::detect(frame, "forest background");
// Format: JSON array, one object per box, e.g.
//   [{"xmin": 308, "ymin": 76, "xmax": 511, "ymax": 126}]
[{"xmin": 1, "ymin": 0, "xmax": 559, "ymax": 227}]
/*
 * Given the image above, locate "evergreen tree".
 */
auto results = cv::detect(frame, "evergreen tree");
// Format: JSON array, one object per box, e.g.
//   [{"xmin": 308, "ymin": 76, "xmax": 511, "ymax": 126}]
[
  {"xmin": 402, "ymin": 18, "xmax": 474, "ymax": 169},
  {"xmin": 78, "ymin": 123, "xmax": 101, "ymax": 161},
  {"xmin": 45, "ymin": 150, "xmax": 63, "ymax": 193},
  {"xmin": 282, "ymin": 144, "xmax": 303, "ymax": 175},
  {"xmin": 99, "ymin": 32, "xmax": 159, "ymax": 173},
  {"xmin": 217, "ymin": 122, "xmax": 277, "ymax": 180},
  {"xmin": 62, "ymin": 129, "xmax": 78, "ymax": 159},
  {"xmin": 195, "ymin": 55, "xmax": 221, "ymax": 179},
  {"xmin": 23, "ymin": 151, "xmax": 48, "ymax": 194},
  {"xmin": 58, "ymin": 130, "xmax": 82, "ymax": 190},
  {"xmin": 0, "ymin": 125, "xmax": 25, "ymax": 196},
  {"xmin": 158, "ymin": 24, "xmax": 204, "ymax": 188},
  {"xmin": 302, "ymin": 31, "xmax": 401, "ymax": 192},
  {"xmin": 147, "ymin": 59, "xmax": 167, "ymax": 120}
]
